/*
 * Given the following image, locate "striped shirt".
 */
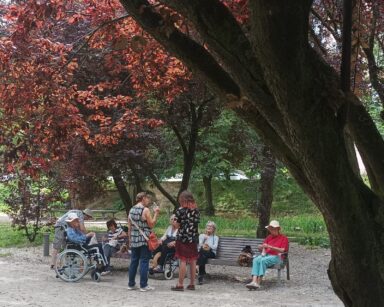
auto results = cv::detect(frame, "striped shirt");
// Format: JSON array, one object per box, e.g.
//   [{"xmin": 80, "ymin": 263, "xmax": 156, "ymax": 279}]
[
  {"xmin": 129, "ymin": 205, "xmax": 150, "ymax": 248},
  {"xmin": 107, "ymin": 228, "xmax": 125, "ymax": 247}
]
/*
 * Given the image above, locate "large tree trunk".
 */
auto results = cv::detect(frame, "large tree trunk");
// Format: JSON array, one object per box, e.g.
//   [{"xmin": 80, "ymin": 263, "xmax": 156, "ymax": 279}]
[
  {"xmin": 203, "ymin": 175, "xmax": 214, "ymax": 216},
  {"xmin": 111, "ymin": 168, "xmax": 132, "ymax": 216},
  {"xmin": 121, "ymin": 1, "xmax": 384, "ymax": 305},
  {"xmin": 256, "ymin": 146, "xmax": 276, "ymax": 238}
]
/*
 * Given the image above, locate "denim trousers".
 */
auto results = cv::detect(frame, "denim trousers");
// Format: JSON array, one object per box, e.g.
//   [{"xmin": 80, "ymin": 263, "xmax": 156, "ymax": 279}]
[
  {"xmin": 128, "ymin": 245, "xmax": 151, "ymax": 288},
  {"xmin": 251, "ymin": 254, "xmax": 280, "ymax": 277}
]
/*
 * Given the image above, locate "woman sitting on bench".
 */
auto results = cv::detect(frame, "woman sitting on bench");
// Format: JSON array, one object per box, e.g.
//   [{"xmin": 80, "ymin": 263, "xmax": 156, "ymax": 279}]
[
  {"xmin": 246, "ymin": 220, "xmax": 289, "ymax": 290},
  {"xmin": 197, "ymin": 221, "xmax": 219, "ymax": 285}
]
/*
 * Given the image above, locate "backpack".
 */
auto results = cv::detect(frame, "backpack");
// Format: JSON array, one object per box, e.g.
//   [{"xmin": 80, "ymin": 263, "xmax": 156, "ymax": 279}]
[{"xmin": 237, "ymin": 245, "xmax": 254, "ymax": 267}]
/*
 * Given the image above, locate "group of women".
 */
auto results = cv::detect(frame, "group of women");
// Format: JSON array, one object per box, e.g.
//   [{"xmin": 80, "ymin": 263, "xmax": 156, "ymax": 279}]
[{"xmin": 126, "ymin": 190, "xmax": 288, "ymax": 292}]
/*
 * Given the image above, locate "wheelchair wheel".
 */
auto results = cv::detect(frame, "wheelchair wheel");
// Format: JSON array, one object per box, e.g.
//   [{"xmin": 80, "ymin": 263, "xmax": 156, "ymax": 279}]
[
  {"xmin": 163, "ymin": 256, "xmax": 176, "ymax": 280},
  {"xmin": 91, "ymin": 270, "xmax": 101, "ymax": 282},
  {"xmin": 55, "ymin": 249, "xmax": 88, "ymax": 282},
  {"xmin": 164, "ymin": 264, "xmax": 174, "ymax": 280}
]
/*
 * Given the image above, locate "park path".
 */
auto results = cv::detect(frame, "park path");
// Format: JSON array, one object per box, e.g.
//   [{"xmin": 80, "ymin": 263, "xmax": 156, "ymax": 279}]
[{"xmin": 0, "ymin": 242, "xmax": 343, "ymax": 307}]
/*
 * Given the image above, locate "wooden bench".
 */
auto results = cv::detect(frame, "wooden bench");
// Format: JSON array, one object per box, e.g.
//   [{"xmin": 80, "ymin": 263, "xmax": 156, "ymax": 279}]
[
  {"xmin": 91, "ymin": 209, "xmax": 119, "ymax": 220},
  {"xmin": 207, "ymin": 236, "xmax": 290, "ymax": 284}
]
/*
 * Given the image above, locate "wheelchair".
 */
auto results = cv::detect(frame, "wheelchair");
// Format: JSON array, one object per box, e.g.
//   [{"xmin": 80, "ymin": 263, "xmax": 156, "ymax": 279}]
[
  {"xmin": 149, "ymin": 252, "xmax": 179, "ymax": 280},
  {"xmin": 55, "ymin": 241, "xmax": 107, "ymax": 283}
]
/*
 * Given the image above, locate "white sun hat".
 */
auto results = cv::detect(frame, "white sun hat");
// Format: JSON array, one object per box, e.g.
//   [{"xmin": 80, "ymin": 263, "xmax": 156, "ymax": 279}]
[
  {"xmin": 65, "ymin": 212, "xmax": 79, "ymax": 223},
  {"xmin": 265, "ymin": 220, "xmax": 280, "ymax": 229}
]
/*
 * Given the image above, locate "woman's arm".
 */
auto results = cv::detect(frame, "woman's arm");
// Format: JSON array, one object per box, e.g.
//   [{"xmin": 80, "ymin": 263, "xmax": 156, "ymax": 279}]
[
  {"xmin": 143, "ymin": 206, "xmax": 160, "ymax": 228},
  {"xmin": 210, "ymin": 235, "xmax": 219, "ymax": 251}
]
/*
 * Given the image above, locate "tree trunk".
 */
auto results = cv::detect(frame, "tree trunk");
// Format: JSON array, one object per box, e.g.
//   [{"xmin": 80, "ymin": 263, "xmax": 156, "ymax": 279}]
[
  {"xmin": 121, "ymin": 1, "xmax": 384, "ymax": 305},
  {"xmin": 203, "ymin": 175, "xmax": 214, "ymax": 216},
  {"xmin": 256, "ymin": 146, "xmax": 276, "ymax": 238},
  {"xmin": 111, "ymin": 168, "xmax": 132, "ymax": 216}
]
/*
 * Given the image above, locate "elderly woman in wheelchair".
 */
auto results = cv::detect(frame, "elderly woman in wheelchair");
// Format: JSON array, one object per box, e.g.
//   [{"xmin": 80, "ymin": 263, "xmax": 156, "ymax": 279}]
[{"xmin": 55, "ymin": 212, "xmax": 108, "ymax": 282}]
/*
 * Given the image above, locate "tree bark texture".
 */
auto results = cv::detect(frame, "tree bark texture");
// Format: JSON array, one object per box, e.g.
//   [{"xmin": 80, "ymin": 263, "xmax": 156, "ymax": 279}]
[
  {"xmin": 256, "ymin": 146, "xmax": 276, "ymax": 239},
  {"xmin": 203, "ymin": 175, "xmax": 215, "ymax": 216},
  {"xmin": 111, "ymin": 168, "xmax": 133, "ymax": 216},
  {"xmin": 120, "ymin": 1, "xmax": 384, "ymax": 305}
]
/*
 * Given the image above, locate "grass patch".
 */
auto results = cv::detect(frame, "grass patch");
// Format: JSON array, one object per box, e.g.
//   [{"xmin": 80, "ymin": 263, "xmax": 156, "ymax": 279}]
[
  {"xmin": 0, "ymin": 223, "xmax": 52, "ymax": 248},
  {"xmin": 153, "ymin": 212, "xmax": 329, "ymax": 248}
]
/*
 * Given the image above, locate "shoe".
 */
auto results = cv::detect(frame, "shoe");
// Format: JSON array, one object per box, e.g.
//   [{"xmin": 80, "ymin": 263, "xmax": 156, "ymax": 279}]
[
  {"xmin": 128, "ymin": 285, "xmax": 138, "ymax": 290},
  {"xmin": 50, "ymin": 265, "xmax": 55, "ymax": 270},
  {"xmin": 198, "ymin": 275, "xmax": 203, "ymax": 285},
  {"xmin": 101, "ymin": 270, "xmax": 111, "ymax": 276},
  {"xmin": 171, "ymin": 285, "xmax": 184, "ymax": 291},
  {"xmin": 186, "ymin": 285, "xmax": 195, "ymax": 290},
  {"xmin": 153, "ymin": 266, "xmax": 164, "ymax": 273},
  {"xmin": 245, "ymin": 281, "xmax": 260, "ymax": 290},
  {"xmin": 140, "ymin": 286, "xmax": 155, "ymax": 292}
]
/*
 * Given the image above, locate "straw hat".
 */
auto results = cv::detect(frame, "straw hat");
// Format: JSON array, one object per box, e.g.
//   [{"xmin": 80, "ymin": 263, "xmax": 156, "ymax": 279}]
[{"xmin": 82, "ymin": 208, "xmax": 94, "ymax": 218}]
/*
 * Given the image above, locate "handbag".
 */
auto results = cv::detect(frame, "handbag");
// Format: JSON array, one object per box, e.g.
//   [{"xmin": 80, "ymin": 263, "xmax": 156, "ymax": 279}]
[
  {"xmin": 129, "ymin": 215, "xmax": 160, "ymax": 252},
  {"xmin": 147, "ymin": 232, "xmax": 160, "ymax": 251}
]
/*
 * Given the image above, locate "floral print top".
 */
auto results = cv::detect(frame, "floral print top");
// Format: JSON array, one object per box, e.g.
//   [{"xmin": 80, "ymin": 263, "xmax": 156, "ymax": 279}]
[{"xmin": 175, "ymin": 207, "xmax": 200, "ymax": 243}]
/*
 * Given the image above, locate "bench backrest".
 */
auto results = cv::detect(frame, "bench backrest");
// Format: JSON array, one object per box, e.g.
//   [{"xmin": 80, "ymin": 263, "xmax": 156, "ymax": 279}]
[{"xmin": 216, "ymin": 237, "xmax": 264, "ymax": 260}]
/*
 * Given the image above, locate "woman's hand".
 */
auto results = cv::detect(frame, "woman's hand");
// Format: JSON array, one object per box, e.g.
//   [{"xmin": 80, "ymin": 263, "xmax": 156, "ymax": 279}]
[{"xmin": 167, "ymin": 241, "xmax": 176, "ymax": 248}]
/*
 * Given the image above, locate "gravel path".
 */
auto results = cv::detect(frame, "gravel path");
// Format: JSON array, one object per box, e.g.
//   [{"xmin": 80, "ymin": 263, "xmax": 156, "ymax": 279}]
[{"xmin": 0, "ymin": 242, "xmax": 343, "ymax": 307}]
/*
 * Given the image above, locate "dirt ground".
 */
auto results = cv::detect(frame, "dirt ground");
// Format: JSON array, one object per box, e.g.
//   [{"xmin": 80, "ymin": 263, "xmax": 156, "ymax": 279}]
[{"xmin": 0, "ymin": 242, "xmax": 343, "ymax": 307}]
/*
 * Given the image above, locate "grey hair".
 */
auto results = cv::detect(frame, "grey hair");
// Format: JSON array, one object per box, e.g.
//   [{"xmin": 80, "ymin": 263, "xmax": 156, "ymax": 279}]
[{"xmin": 206, "ymin": 221, "xmax": 216, "ymax": 231}]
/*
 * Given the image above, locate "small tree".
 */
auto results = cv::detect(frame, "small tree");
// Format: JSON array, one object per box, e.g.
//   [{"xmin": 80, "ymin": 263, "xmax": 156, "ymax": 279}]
[{"xmin": 5, "ymin": 175, "xmax": 63, "ymax": 242}]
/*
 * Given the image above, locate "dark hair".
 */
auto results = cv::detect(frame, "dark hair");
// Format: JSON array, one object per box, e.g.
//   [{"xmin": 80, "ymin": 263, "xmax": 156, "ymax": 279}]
[{"xmin": 106, "ymin": 219, "xmax": 117, "ymax": 229}]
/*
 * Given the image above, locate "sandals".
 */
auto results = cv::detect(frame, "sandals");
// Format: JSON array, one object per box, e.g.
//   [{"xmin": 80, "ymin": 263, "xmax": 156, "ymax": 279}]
[
  {"xmin": 171, "ymin": 285, "xmax": 184, "ymax": 291},
  {"xmin": 186, "ymin": 285, "xmax": 195, "ymax": 290}
]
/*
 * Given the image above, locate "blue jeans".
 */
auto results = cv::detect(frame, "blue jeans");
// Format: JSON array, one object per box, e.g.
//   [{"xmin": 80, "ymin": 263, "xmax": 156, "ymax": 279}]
[
  {"xmin": 251, "ymin": 254, "xmax": 281, "ymax": 277},
  {"xmin": 128, "ymin": 245, "xmax": 151, "ymax": 288}
]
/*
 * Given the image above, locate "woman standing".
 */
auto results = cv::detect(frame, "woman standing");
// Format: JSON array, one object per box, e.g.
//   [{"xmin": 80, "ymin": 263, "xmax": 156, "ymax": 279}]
[
  {"xmin": 128, "ymin": 192, "xmax": 160, "ymax": 292},
  {"xmin": 171, "ymin": 190, "xmax": 200, "ymax": 291},
  {"xmin": 197, "ymin": 221, "xmax": 219, "ymax": 285}
]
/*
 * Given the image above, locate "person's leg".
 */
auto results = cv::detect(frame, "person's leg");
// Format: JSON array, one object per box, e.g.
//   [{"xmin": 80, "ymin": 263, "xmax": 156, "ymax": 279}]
[
  {"xmin": 177, "ymin": 260, "xmax": 187, "ymax": 287},
  {"xmin": 51, "ymin": 227, "xmax": 64, "ymax": 267},
  {"xmin": 103, "ymin": 244, "xmax": 113, "ymax": 271},
  {"xmin": 128, "ymin": 247, "xmax": 140, "ymax": 287},
  {"xmin": 139, "ymin": 245, "xmax": 151, "ymax": 289},
  {"xmin": 247, "ymin": 255, "xmax": 263, "ymax": 288},
  {"xmin": 250, "ymin": 255, "xmax": 280, "ymax": 286},
  {"xmin": 189, "ymin": 259, "xmax": 197, "ymax": 286},
  {"xmin": 158, "ymin": 245, "xmax": 174, "ymax": 267},
  {"xmin": 198, "ymin": 250, "xmax": 215, "ymax": 284}
]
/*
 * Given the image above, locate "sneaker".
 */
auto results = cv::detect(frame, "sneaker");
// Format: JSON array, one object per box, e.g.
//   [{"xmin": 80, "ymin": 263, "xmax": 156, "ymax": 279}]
[
  {"xmin": 128, "ymin": 285, "xmax": 138, "ymax": 290},
  {"xmin": 140, "ymin": 285, "xmax": 155, "ymax": 292},
  {"xmin": 245, "ymin": 281, "xmax": 260, "ymax": 290},
  {"xmin": 101, "ymin": 270, "xmax": 111, "ymax": 276}
]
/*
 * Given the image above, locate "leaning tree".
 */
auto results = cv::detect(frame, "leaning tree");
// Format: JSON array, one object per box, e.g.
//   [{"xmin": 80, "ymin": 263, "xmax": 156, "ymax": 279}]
[{"xmin": 117, "ymin": 1, "xmax": 384, "ymax": 306}]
